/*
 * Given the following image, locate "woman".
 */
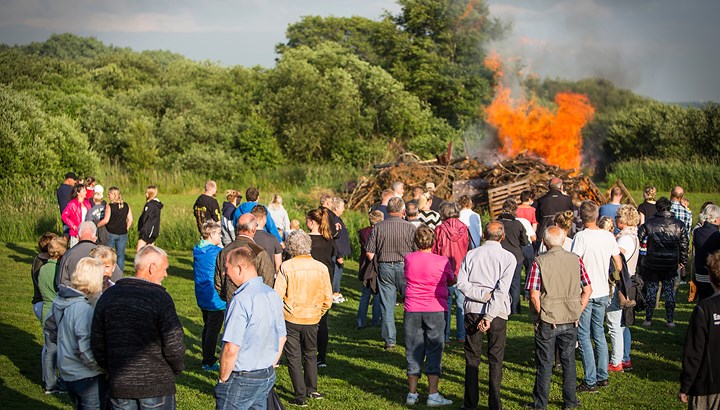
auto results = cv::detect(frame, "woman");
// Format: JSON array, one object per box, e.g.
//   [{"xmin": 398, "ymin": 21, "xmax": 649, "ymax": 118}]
[
  {"xmin": 31, "ymin": 232, "xmax": 57, "ymax": 324},
  {"xmin": 61, "ymin": 184, "xmax": 92, "ymax": 247},
  {"xmin": 50, "ymin": 257, "xmax": 105, "ymax": 409},
  {"xmin": 89, "ymin": 245, "xmax": 118, "ymax": 291},
  {"xmin": 268, "ymin": 194, "xmax": 291, "ymax": 241},
  {"xmin": 418, "ymin": 194, "xmax": 441, "ymax": 229},
  {"xmin": 458, "ymin": 195, "xmax": 482, "ymax": 249},
  {"xmin": 538, "ymin": 211, "xmax": 574, "ymax": 255},
  {"xmin": 516, "ymin": 190, "xmax": 538, "ymax": 232},
  {"xmin": 357, "ymin": 210, "xmax": 384, "ymax": 329},
  {"xmin": 496, "ymin": 198, "xmax": 529, "ymax": 315},
  {"xmin": 403, "ymin": 225, "xmax": 455, "ymax": 406},
  {"xmin": 637, "ymin": 185, "xmax": 657, "ymax": 225},
  {"xmin": 607, "ymin": 205, "xmax": 641, "ymax": 373},
  {"xmin": 221, "ymin": 189, "xmax": 241, "ymax": 246},
  {"xmin": 98, "ymin": 187, "xmax": 132, "ymax": 271},
  {"xmin": 692, "ymin": 204, "xmax": 720, "ymax": 301},
  {"xmin": 137, "ymin": 185, "xmax": 163, "ymax": 251},
  {"xmin": 306, "ymin": 208, "xmax": 336, "ymax": 367},
  {"xmin": 39, "ymin": 236, "xmax": 67, "ymax": 394},
  {"xmin": 193, "ymin": 221, "xmax": 225, "ymax": 371}
]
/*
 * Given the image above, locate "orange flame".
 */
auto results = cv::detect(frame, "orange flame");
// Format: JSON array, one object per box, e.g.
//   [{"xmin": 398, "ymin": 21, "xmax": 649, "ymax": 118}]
[
  {"xmin": 484, "ymin": 53, "xmax": 594, "ymax": 171},
  {"xmin": 460, "ymin": 0, "xmax": 481, "ymax": 21}
]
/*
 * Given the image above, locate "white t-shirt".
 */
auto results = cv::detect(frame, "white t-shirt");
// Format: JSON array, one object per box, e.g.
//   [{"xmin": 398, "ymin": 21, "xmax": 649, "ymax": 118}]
[
  {"xmin": 517, "ymin": 217, "xmax": 535, "ymax": 243},
  {"xmin": 571, "ymin": 228, "xmax": 620, "ymax": 299},
  {"xmin": 617, "ymin": 235, "xmax": 638, "ymax": 276}
]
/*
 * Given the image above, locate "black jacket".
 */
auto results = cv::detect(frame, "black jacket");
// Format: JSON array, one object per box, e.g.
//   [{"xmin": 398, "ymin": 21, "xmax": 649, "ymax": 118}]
[
  {"xmin": 638, "ymin": 211, "xmax": 688, "ymax": 276},
  {"xmin": 138, "ymin": 199, "xmax": 163, "ymax": 242},
  {"xmin": 497, "ymin": 213, "xmax": 528, "ymax": 263},
  {"xmin": 193, "ymin": 194, "xmax": 220, "ymax": 233},
  {"xmin": 680, "ymin": 292, "xmax": 720, "ymax": 396},
  {"xmin": 534, "ymin": 189, "xmax": 573, "ymax": 238}
]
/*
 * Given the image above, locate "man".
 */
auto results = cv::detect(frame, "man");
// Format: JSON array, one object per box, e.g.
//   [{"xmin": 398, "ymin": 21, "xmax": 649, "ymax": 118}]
[
  {"xmin": 57, "ymin": 172, "xmax": 78, "ymax": 239},
  {"xmin": 391, "ymin": 181, "xmax": 405, "ymax": 198},
  {"xmin": 599, "ymin": 186, "xmax": 623, "ymax": 221},
  {"xmin": 55, "ymin": 221, "xmax": 123, "ymax": 289},
  {"xmin": 366, "ymin": 197, "xmax": 416, "ymax": 350},
  {"xmin": 433, "ymin": 202, "xmax": 469, "ymax": 343},
  {"xmin": 215, "ymin": 246, "xmax": 287, "ymax": 410},
  {"xmin": 331, "ymin": 197, "xmax": 351, "ymax": 304},
  {"xmin": 91, "ymin": 245, "xmax": 185, "ymax": 409},
  {"xmin": 372, "ymin": 189, "xmax": 395, "ymax": 220},
  {"xmin": 407, "ymin": 186, "xmax": 424, "ymax": 209},
  {"xmin": 405, "ymin": 202, "xmax": 423, "ymax": 228},
  {"xmin": 274, "ymin": 231, "xmax": 333, "ymax": 406},
  {"xmin": 670, "ymin": 186, "xmax": 693, "ymax": 239},
  {"xmin": 535, "ymin": 178, "xmax": 574, "ymax": 245},
  {"xmin": 524, "ymin": 226, "xmax": 592, "ymax": 410},
  {"xmin": 250, "ymin": 205, "xmax": 283, "ymax": 272},
  {"xmin": 457, "ymin": 222, "xmax": 515, "ymax": 410},
  {"xmin": 425, "ymin": 182, "xmax": 443, "ymax": 212},
  {"xmin": 571, "ymin": 201, "xmax": 622, "ymax": 393},
  {"xmin": 694, "ymin": 205, "xmax": 720, "ymax": 300},
  {"xmin": 639, "ymin": 197, "xmax": 688, "ymax": 328},
  {"xmin": 215, "ymin": 213, "xmax": 275, "ymax": 301},
  {"xmin": 497, "ymin": 198, "xmax": 529, "ymax": 315},
  {"xmin": 232, "ymin": 187, "xmax": 283, "ymax": 245},
  {"xmin": 193, "ymin": 180, "xmax": 221, "ymax": 234}
]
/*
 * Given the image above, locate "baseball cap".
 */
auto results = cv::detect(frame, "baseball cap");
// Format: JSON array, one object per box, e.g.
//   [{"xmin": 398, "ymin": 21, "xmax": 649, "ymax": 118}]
[{"xmin": 94, "ymin": 185, "xmax": 104, "ymax": 196}]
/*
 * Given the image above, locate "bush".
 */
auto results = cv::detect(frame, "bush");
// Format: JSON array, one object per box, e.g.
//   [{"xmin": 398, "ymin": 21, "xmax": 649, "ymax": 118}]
[{"xmin": 606, "ymin": 159, "xmax": 720, "ymax": 192}]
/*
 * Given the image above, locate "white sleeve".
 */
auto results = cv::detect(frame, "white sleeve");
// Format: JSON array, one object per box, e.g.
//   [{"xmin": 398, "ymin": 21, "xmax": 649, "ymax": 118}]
[{"xmin": 617, "ymin": 236, "xmax": 636, "ymax": 259}]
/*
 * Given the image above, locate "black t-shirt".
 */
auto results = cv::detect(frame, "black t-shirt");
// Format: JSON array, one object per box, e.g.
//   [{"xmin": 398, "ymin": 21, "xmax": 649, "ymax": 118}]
[
  {"xmin": 106, "ymin": 202, "xmax": 130, "ymax": 235},
  {"xmin": 637, "ymin": 201, "xmax": 657, "ymax": 220},
  {"xmin": 310, "ymin": 234, "xmax": 337, "ymax": 277},
  {"xmin": 254, "ymin": 230, "xmax": 282, "ymax": 257},
  {"xmin": 193, "ymin": 194, "xmax": 221, "ymax": 233}
]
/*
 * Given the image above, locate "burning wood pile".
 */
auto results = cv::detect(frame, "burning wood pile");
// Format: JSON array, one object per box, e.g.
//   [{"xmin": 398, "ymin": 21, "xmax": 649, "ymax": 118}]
[{"xmin": 347, "ymin": 153, "xmax": 606, "ymax": 211}]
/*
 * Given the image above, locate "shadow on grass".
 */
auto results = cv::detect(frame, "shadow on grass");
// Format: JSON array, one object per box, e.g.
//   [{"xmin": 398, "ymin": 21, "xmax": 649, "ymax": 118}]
[
  {"xmin": 0, "ymin": 378, "xmax": 60, "ymax": 410},
  {"xmin": 5, "ymin": 242, "xmax": 36, "ymax": 263}
]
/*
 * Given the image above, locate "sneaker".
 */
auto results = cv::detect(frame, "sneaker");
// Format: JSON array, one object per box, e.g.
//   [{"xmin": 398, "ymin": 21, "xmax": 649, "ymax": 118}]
[
  {"xmin": 622, "ymin": 360, "xmax": 633, "ymax": 371},
  {"xmin": 643, "ymin": 320, "xmax": 652, "ymax": 327},
  {"xmin": 666, "ymin": 321, "xmax": 676, "ymax": 328},
  {"xmin": 576, "ymin": 382, "xmax": 599, "ymax": 393},
  {"xmin": 317, "ymin": 360, "xmax": 327, "ymax": 368},
  {"xmin": 427, "ymin": 393, "xmax": 452, "ymax": 407},
  {"xmin": 44, "ymin": 389, "xmax": 67, "ymax": 395},
  {"xmin": 384, "ymin": 343, "xmax": 396, "ymax": 351},
  {"xmin": 308, "ymin": 392, "xmax": 324, "ymax": 399},
  {"xmin": 597, "ymin": 379, "xmax": 609, "ymax": 387},
  {"xmin": 201, "ymin": 362, "xmax": 220, "ymax": 371},
  {"xmin": 608, "ymin": 363, "xmax": 624, "ymax": 372},
  {"xmin": 333, "ymin": 295, "xmax": 345, "ymax": 304},
  {"xmin": 289, "ymin": 398, "xmax": 307, "ymax": 407},
  {"xmin": 406, "ymin": 392, "xmax": 419, "ymax": 405}
]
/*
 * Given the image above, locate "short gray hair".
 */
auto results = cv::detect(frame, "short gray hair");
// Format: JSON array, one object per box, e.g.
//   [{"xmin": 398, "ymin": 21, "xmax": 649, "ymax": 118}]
[
  {"xmin": 485, "ymin": 221, "xmax": 505, "ymax": 242},
  {"xmin": 391, "ymin": 181, "xmax": 404, "ymax": 191},
  {"xmin": 543, "ymin": 226, "xmax": 565, "ymax": 248},
  {"xmin": 134, "ymin": 245, "xmax": 168, "ymax": 272},
  {"xmin": 387, "ymin": 197, "xmax": 405, "ymax": 213},
  {"xmin": 439, "ymin": 201, "xmax": 460, "ymax": 221},
  {"xmin": 332, "ymin": 197, "xmax": 345, "ymax": 211},
  {"xmin": 78, "ymin": 221, "xmax": 97, "ymax": 239},
  {"xmin": 700, "ymin": 204, "xmax": 720, "ymax": 225},
  {"xmin": 201, "ymin": 220, "xmax": 222, "ymax": 240},
  {"xmin": 579, "ymin": 201, "xmax": 599, "ymax": 223},
  {"xmin": 286, "ymin": 230, "xmax": 312, "ymax": 257}
]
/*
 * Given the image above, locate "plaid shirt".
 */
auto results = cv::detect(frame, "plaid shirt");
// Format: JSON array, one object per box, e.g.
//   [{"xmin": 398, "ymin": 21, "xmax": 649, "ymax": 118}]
[
  {"xmin": 671, "ymin": 201, "xmax": 693, "ymax": 240},
  {"xmin": 525, "ymin": 255, "xmax": 591, "ymax": 291}
]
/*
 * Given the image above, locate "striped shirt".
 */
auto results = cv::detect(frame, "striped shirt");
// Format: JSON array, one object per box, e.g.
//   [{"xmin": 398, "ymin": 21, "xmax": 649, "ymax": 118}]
[
  {"xmin": 366, "ymin": 216, "xmax": 417, "ymax": 263},
  {"xmin": 671, "ymin": 201, "xmax": 693, "ymax": 241}
]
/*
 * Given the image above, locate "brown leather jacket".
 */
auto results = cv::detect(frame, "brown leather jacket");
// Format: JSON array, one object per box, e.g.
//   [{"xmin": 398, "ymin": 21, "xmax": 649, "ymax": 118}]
[{"xmin": 274, "ymin": 255, "xmax": 333, "ymax": 325}]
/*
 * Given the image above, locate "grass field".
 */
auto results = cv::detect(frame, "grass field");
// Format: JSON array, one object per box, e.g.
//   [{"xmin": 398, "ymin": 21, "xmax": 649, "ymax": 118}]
[{"xmin": 1, "ymin": 240, "xmax": 694, "ymax": 410}]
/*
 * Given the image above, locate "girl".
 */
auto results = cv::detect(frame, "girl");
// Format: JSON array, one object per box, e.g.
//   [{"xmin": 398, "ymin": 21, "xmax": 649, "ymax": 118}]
[
  {"xmin": 98, "ymin": 187, "xmax": 132, "ymax": 271},
  {"xmin": 221, "ymin": 189, "xmax": 240, "ymax": 246},
  {"xmin": 137, "ymin": 186, "xmax": 163, "ymax": 251}
]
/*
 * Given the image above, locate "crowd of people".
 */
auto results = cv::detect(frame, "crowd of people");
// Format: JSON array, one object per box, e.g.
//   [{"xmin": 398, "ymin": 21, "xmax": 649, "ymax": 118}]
[{"xmin": 28, "ymin": 173, "xmax": 720, "ymax": 409}]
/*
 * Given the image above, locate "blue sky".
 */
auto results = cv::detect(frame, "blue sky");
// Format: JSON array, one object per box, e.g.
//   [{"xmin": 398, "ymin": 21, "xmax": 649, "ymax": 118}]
[{"xmin": 0, "ymin": 0, "xmax": 717, "ymax": 102}]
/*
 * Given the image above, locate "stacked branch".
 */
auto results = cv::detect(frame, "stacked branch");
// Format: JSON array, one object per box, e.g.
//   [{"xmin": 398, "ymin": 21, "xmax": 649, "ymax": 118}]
[{"xmin": 347, "ymin": 153, "xmax": 606, "ymax": 211}]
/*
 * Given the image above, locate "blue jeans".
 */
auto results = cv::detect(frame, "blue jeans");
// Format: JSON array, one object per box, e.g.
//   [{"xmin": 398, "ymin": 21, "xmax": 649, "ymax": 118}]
[
  {"xmin": 43, "ymin": 328, "xmax": 61, "ymax": 391},
  {"xmin": 445, "ymin": 286, "xmax": 465, "ymax": 341},
  {"xmin": 332, "ymin": 262, "xmax": 343, "ymax": 294},
  {"xmin": 623, "ymin": 327, "xmax": 632, "ymax": 362},
  {"xmin": 577, "ymin": 296, "xmax": 609, "ymax": 386},
  {"xmin": 110, "ymin": 395, "xmax": 175, "ymax": 410},
  {"xmin": 356, "ymin": 284, "xmax": 381, "ymax": 328},
  {"xmin": 404, "ymin": 311, "xmax": 445, "ymax": 376},
  {"xmin": 606, "ymin": 288, "xmax": 623, "ymax": 366},
  {"xmin": 531, "ymin": 322, "xmax": 579, "ymax": 409},
  {"xmin": 107, "ymin": 233, "xmax": 128, "ymax": 272},
  {"xmin": 66, "ymin": 375, "xmax": 106, "ymax": 410},
  {"xmin": 214, "ymin": 367, "xmax": 275, "ymax": 410},
  {"xmin": 378, "ymin": 262, "xmax": 405, "ymax": 345}
]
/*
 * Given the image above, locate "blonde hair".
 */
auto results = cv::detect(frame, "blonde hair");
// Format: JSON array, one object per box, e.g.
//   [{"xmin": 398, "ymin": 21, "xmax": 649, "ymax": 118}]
[
  {"xmin": 598, "ymin": 216, "xmax": 614, "ymax": 232},
  {"xmin": 226, "ymin": 189, "xmax": 240, "ymax": 202},
  {"xmin": 107, "ymin": 186, "xmax": 124, "ymax": 209},
  {"xmin": 418, "ymin": 194, "xmax": 429, "ymax": 210},
  {"xmin": 70, "ymin": 257, "xmax": 104, "ymax": 297},
  {"xmin": 554, "ymin": 210, "xmax": 574, "ymax": 232},
  {"xmin": 48, "ymin": 237, "xmax": 68, "ymax": 259},
  {"xmin": 146, "ymin": 185, "xmax": 158, "ymax": 201},
  {"xmin": 270, "ymin": 194, "xmax": 283, "ymax": 207},
  {"xmin": 616, "ymin": 205, "xmax": 640, "ymax": 227},
  {"xmin": 89, "ymin": 245, "xmax": 117, "ymax": 267}
]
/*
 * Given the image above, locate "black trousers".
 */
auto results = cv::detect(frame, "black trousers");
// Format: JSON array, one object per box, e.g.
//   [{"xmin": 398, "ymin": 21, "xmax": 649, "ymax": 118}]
[
  {"xmin": 201, "ymin": 309, "xmax": 224, "ymax": 366},
  {"xmin": 317, "ymin": 312, "xmax": 329, "ymax": 362},
  {"xmin": 285, "ymin": 321, "xmax": 319, "ymax": 401},
  {"xmin": 463, "ymin": 313, "xmax": 507, "ymax": 410}
]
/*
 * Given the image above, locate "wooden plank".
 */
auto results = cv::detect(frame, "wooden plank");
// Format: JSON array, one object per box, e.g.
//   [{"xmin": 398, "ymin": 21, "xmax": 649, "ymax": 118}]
[
  {"xmin": 487, "ymin": 178, "xmax": 531, "ymax": 219},
  {"xmin": 606, "ymin": 178, "xmax": 637, "ymax": 207}
]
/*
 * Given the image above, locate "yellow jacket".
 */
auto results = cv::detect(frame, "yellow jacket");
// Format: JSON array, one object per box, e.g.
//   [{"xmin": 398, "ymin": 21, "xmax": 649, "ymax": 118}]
[{"xmin": 274, "ymin": 255, "xmax": 333, "ymax": 325}]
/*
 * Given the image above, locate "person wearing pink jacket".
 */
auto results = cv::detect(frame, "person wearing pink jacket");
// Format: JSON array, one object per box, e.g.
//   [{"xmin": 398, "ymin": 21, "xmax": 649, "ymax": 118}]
[{"xmin": 61, "ymin": 184, "xmax": 91, "ymax": 247}]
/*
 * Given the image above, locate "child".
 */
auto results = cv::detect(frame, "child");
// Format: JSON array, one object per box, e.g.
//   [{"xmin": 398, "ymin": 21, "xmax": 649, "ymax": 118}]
[
  {"xmin": 32, "ymin": 232, "xmax": 57, "ymax": 324},
  {"xmin": 86, "ymin": 184, "xmax": 109, "ymax": 245},
  {"xmin": 137, "ymin": 185, "xmax": 163, "ymax": 251},
  {"xmin": 39, "ymin": 236, "xmax": 67, "ymax": 393},
  {"xmin": 89, "ymin": 245, "xmax": 118, "ymax": 291},
  {"xmin": 287, "ymin": 219, "xmax": 301, "ymax": 235}
]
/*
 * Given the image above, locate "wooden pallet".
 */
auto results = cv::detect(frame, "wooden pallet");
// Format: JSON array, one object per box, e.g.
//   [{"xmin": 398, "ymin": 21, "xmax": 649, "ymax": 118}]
[
  {"xmin": 487, "ymin": 178, "xmax": 531, "ymax": 219},
  {"xmin": 606, "ymin": 179, "xmax": 637, "ymax": 207}
]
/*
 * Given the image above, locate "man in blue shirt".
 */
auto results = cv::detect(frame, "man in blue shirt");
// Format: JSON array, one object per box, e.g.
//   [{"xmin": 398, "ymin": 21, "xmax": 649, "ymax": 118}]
[
  {"xmin": 232, "ymin": 187, "xmax": 284, "ymax": 246},
  {"xmin": 215, "ymin": 246, "xmax": 287, "ymax": 410}
]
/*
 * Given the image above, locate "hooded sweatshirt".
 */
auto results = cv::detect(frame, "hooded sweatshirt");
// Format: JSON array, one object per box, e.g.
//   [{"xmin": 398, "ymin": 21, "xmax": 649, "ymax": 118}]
[
  {"xmin": 138, "ymin": 198, "xmax": 163, "ymax": 242},
  {"xmin": 51, "ymin": 285, "xmax": 103, "ymax": 382},
  {"xmin": 193, "ymin": 240, "xmax": 226, "ymax": 311},
  {"xmin": 433, "ymin": 218, "xmax": 470, "ymax": 274},
  {"xmin": 221, "ymin": 201, "xmax": 237, "ymax": 246}
]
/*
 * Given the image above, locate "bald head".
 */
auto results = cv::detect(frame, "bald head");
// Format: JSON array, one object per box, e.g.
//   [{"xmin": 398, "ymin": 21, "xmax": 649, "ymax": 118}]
[
  {"xmin": 236, "ymin": 213, "xmax": 258, "ymax": 236},
  {"xmin": 485, "ymin": 221, "xmax": 505, "ymax": 242},
  {"xmin": 543, "ymin": 226, "xmax": 565, "ymax": 249},
  {"xmin": 671, "ymin": 186, "xmax": 684, "ymax": 200},
  {"xmin": 549, "ymin": 178, "xmax": 563, "ymax": 191}
]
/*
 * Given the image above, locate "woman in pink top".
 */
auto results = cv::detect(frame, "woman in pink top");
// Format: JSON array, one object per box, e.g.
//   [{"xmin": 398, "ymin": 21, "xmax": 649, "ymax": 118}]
[
  {"xmin": 61, "ymin": 183, "xmax": 91, "ymax": 247},
  {"xmin": 403, "ymin": 225, "xmax": 456, "ymax": 407},
  {"xmin": 516, "ymin": 190, "xmax": 538, "ymax": 231}
]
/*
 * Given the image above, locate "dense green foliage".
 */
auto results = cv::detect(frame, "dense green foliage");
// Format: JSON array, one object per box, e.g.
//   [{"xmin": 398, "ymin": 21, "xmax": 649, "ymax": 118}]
[{"xmin": 606, "ymin": 159, "xmax": 720, "ymax": 192}]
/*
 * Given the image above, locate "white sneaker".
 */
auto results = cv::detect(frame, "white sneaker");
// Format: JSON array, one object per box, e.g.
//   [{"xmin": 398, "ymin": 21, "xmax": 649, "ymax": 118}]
[
  {"xmin": 406, "ymin": 392, "xmax": 419, "ymax": 405},
  {"xmin": 427, "ymin": 393, "xmax": 452, "ymax": 407},
  {"xmin": 332, "ymin": 295, "xmax": 345, "ymax": 304}
]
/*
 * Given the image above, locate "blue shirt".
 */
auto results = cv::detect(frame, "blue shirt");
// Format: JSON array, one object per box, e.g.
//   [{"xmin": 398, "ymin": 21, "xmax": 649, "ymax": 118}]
[
  {"xmin": 232, "ymin": 202, "xmax": 283, "ymax": 244},
  {"xmin": 223, "ymin": 277, "xmax": 286, "ymax": 371}
]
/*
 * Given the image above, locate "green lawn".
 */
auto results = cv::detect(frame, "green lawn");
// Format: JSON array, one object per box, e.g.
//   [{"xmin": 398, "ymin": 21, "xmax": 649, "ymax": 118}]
[{"xmin": 1, "ymin": 242, "xmax": 691, "ymax": 409}]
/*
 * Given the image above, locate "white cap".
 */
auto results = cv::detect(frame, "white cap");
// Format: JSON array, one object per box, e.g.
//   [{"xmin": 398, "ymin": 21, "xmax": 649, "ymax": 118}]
[{"xmin": 94, "ymin": 185, "xmax": 104, "ymax": 196}]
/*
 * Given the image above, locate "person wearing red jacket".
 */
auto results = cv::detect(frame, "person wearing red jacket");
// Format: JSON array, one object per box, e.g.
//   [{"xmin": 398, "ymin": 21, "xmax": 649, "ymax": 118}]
[
  {"xmin": 61, "ymin": 184, "xmax": 92, "ymax": 247},
  {"xmin": 433, "ymin": 201, "xmax": 470, "ymax": 342}
]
